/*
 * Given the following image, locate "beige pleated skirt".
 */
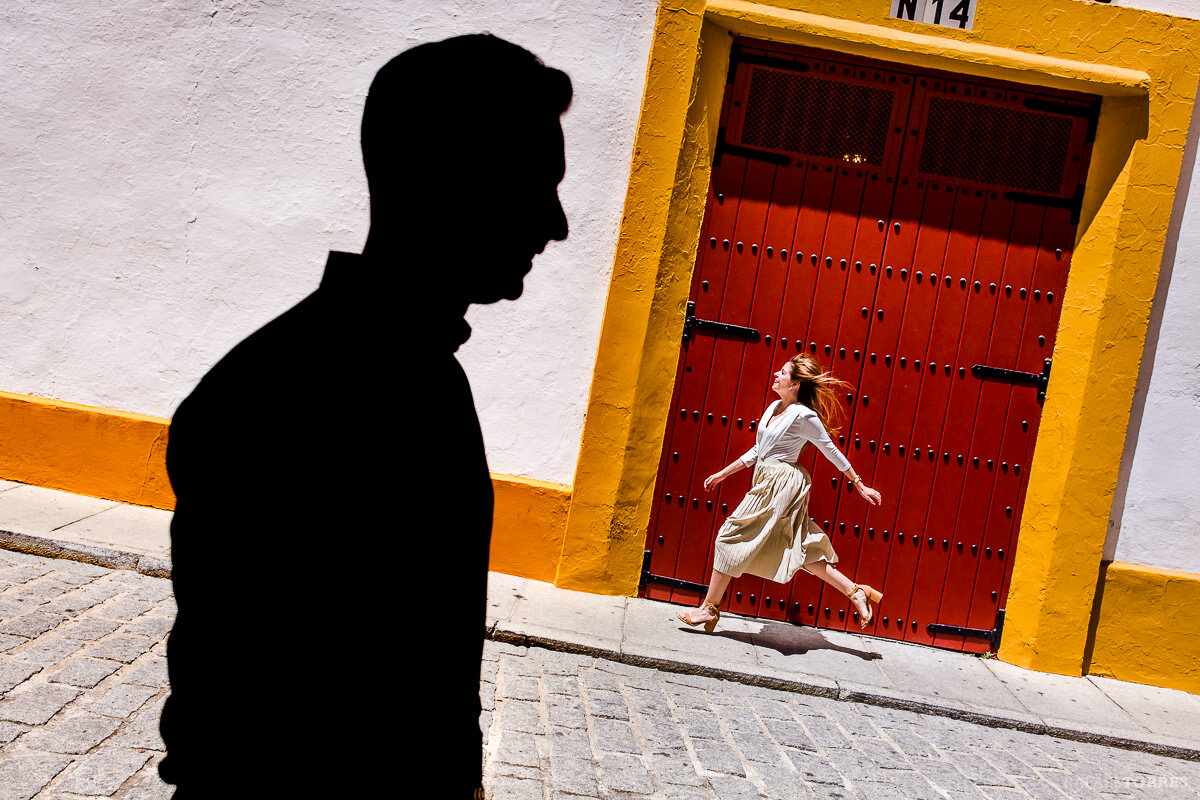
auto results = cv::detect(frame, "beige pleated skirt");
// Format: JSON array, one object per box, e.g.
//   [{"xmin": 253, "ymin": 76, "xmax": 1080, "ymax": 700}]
[{"xmin": 712, "ymin": 458, "xmax": 838, "ymax": 583}]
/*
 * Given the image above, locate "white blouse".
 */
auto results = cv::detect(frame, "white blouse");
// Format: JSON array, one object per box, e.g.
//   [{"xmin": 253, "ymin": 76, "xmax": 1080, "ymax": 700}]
[{"xmin": 739, "ymin": 400, "xmax": 852, "ymax": 472}]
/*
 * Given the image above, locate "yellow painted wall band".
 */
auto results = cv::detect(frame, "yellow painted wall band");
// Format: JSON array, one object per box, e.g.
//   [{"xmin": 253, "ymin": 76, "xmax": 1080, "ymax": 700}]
[
  {"xmin": 1087, "ymin": 562, "xmax": 1200, "ymax": 694},
  {"xmin": 0, "ymin": 391, "xmax": 175, "ymax": 510},
  {"xmin": 490, "ymin": 476, "xmax": 572, "ymax": 584},
  {"xmin": 0, "ymin": 390, "xmax": 569, "ymax": 580}
]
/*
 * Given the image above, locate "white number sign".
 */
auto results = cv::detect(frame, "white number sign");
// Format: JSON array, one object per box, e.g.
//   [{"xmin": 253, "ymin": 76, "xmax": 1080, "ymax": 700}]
[{"xmin": 891, "ymin": 0, "xmax": 976, "ymax": 30}]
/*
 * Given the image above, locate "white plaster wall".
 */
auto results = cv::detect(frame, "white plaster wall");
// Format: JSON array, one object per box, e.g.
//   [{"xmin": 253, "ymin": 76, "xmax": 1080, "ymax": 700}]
[
  {"xmin": 1115, "ymin": 0, "xmax": 1200, "ymax": 18},
  {"xmin": 0, "ymin": 0, "xmax": 657, "ymax": 484},
  {"xmin": 1103, "ymin": 0, "xmax": 1200, "ymax": 573},
  {"xmin": 1107, "ymin": 76, "xmax": 1200, "ymax": 575}
]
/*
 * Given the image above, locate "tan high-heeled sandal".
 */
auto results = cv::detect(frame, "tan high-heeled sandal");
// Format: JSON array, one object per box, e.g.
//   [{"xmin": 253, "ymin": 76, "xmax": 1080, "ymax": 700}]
[
  {"xmin": 847, "ymin": 584, "xmax": 883, "ymax": 629},
  {"xmin": 677, "ymin": 601, "xmax": 721, "ymax": 633}
]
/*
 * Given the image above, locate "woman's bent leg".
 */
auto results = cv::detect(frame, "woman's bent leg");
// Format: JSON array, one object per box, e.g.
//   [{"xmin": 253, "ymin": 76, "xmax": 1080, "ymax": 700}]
[
  {"xmin": 678, "ymin": 569, "xmax": 733, "ymax": 628},
  {"xmin": 803, "ymin": 561, "xmax": 880, "ymax": 626},
  {"xmin": 704, "ymin": 569, "xmax": 733, "ymax": 609},
  {"xmin": 801, "ymin": 561, "xmax": 855, "ymax": 595}
]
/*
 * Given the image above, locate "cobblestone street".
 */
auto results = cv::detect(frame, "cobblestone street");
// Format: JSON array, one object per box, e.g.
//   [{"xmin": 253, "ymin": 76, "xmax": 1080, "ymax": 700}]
[
  {"xmin": 480, "ymin": 642, "xmax": 1200, "ymax": 799},
  {"xmin": 0, "ymin": 551, "xmax": 172, "ymax": 799},
  {"xmin": 2, "ymin": 548, "xmax": 1198, "ymax": 799}
]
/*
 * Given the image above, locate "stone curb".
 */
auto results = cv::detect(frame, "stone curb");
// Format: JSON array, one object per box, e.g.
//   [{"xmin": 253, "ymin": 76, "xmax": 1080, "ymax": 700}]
[
  {"xmin": 0, "ymin": 529, "xmax": 171, "ymax": 579},
  {"xmin": 488, "ymin": 624, "xmax": 1200, "ymax": 763}
]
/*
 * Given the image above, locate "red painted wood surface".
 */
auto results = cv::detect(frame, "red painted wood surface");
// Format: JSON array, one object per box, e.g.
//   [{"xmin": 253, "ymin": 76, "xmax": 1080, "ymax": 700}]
[{"xmin": 643, "ymin": 41, "xmax": 1096, "ymax": 653}]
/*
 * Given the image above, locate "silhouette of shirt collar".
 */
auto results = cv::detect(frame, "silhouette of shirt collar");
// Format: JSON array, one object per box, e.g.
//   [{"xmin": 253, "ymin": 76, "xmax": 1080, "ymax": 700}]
[{"xmin": 320, "ymin": 250, "xmax": 472, "ymax": 351}]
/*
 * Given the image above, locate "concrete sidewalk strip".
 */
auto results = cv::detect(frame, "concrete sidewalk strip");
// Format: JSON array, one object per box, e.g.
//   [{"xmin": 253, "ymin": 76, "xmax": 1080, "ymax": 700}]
[
  {"xmin": 0, "ymin": 485, "xmax": 118, "ymax": 537},
  {"xmin": 869, "ymin": 638, "xmax": 1028, "ymax": 720},
  {"xmin": 749, "ymin": 619, "xmax": 889, "ymax": 692},
  {"xmin": 500, "ymin": 575, "xmax": 627, "ymax": 654},
  {"xmin": 1087, "ymin": 673, "xmax": 1200, "ymax": 743},
  {"xmin": 53, "ymin": 504, "xmax": 172, "ymax": 559},
  {"xmin": 619, "ymin": 597, "xmax": 1046, "ymax": 734},
  {"xmin": 485, "ymin": 572, "xmax": 526, "ymax": 626},
  {"xmin": 621, "ymin": 597, "xmax": 759, "ymax": 669},
  {"xmin": 0, "ymin": 483, "xmax": 172, "ymax": 578},
  {"xmin": 982, "ymin": 657, "xmax": 1150, "ymax": 739}
]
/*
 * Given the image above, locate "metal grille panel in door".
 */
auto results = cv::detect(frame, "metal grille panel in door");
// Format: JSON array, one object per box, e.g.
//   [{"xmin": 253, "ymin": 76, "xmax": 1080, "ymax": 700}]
[
  {"xmin": 919, "ymin": 96, "xmax": 1075, "ymax": 195},
  {"xmin": 740, "ymin": 67, "xmax": 895, "ymax": 166},
  {"xmin": 644, "ymin": 41, "xmax": 1097, "ymax": 654}
]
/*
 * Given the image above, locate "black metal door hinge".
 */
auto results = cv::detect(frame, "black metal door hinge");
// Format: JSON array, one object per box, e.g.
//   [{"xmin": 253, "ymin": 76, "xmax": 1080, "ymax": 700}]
[
  {"xmin": 927, "ymin": 608, "xmax": 1005, "ymax": 651},
  {"xmin": 640, "ymin": 550, "xmax": 710, "ymax": 594},
  {"xmin": 683, "ymin": 301, "xmax": 761, "ymax": 343},
  {"xmin": 972, "ymin": 358, "xmax": 1052, "ymax": 403}
]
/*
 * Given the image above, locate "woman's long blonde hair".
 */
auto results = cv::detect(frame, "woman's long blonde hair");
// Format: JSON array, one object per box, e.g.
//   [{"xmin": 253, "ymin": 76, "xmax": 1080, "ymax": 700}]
[{"xmin": 788, "ymin": 354, "xmax": 851, "ymax": 437}]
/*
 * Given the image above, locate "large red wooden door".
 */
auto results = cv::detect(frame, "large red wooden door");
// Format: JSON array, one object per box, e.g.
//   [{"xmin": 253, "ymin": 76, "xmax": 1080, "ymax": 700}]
[{"xmin": 642, "ymin": 41, "xmax": 1097, "ymax": 653}]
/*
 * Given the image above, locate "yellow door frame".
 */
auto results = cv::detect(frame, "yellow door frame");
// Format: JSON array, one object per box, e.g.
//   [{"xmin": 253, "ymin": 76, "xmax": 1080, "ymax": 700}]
[{"xmin": 557, "ymin": 0, "xmax": 1200, "ymax": 677}]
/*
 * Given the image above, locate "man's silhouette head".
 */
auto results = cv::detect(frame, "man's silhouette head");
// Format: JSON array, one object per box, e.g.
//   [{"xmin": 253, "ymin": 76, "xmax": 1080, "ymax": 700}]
[{"xmin": 360, "ymin": 34, "xmax": 571, "ymax": 305}]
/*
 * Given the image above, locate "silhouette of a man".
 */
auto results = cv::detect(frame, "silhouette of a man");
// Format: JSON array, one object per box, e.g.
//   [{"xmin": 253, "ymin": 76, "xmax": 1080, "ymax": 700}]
[{"xmin": 160, "ymin": 35, "xmax": 569, "ymax": 797}]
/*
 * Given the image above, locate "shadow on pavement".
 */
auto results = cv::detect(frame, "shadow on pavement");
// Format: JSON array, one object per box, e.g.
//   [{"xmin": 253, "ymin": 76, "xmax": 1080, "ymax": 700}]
[{"xmin": 680, "ymin": 620, "xmax": 882, "ymax": 660}]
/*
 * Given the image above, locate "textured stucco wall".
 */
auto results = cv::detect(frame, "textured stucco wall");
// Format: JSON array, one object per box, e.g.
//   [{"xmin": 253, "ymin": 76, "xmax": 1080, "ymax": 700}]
[
  {"xmin": 0, "ymin": 0, "xmax": 657, "ymax": 484},
  {"xmin": 1108, "ymin": 61, "xmax": 1200, "ymax": 575}
]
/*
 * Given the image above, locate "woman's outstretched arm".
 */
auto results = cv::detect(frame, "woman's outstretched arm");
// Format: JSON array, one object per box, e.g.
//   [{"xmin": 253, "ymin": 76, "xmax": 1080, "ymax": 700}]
[
  {"xmin": 703, "ymin": 459, "xmax": 749, "ymax": 492},
  {"xmin": 842, "ymin": 465, "xmax": 882, "ymax": 506},
  {"xmin": 797, "ymin": 415, "xmax": 882, "ymax": 506}
]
